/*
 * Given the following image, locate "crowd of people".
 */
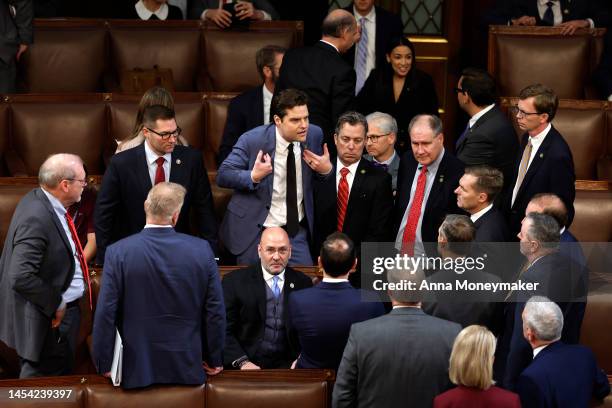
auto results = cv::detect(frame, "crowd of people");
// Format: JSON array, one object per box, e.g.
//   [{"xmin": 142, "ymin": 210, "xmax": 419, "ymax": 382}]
[{"xmin": 0, "ymin": 0, "xmax": 611, "ymax": 407}]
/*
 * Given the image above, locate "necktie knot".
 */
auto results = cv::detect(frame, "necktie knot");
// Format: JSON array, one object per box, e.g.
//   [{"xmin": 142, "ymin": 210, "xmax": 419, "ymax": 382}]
[
  {"xmin": 546, "ymin": 1, "xmax": 554, "ymax": 7},
  {"xmin": 156, "ymin": 157, "xmax": 165, "ymax": 166},
  {"xmin": 272, "ymin": 275, "xmax": 281, "ymax": 298},
  {"xmin": 372, "ymin": 161, "xmax": 389, "ymax": 171},
  {"xmin": 287, "ymin": 143, "xmax": 294, "ymax": 153},
  {"xmin": 419, "ymin": 165, "xmax": 428, "ymax": 175},
  {"xmin": 340, "ymin": 167, "xmax": 350, "ymax": 177}
]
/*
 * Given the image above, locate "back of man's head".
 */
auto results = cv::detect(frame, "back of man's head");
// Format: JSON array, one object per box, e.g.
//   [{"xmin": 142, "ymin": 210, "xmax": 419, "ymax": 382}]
[
  {"xmin": 387, "ymin": 267, "xmax": 425, "ymax": 305},
  {"xmin": 320, "ymin": 232, "xmax": 356, "ymax": 278},
  {"xmin": 439, "ymin": 214, "xmax": 475, "ymax": 256},
  {"xmin": 460, "ymin": 67, "xmax": 497, "ymax": 107},
  {"xmin": 142, "ymin": 105, "xmax": 176, "ymax": 129},
  {"xmin": 524, "ymin": 212, "xmax": 560, "ymax": 250},
  {"xmin": 528, "ymin": 193, "xmax": 568, "ymax": 230},
  {"xmin": 523, "ymin": 296, "xmax": 563, "ymax": 343},
  {"xmin": 39, "ymin": 153, "xmax": 83, "ymax": 188},
  {"xmin": 255, "ymin": 44, "xmax": 286, "ymax": 80},
  {"xmin": 465, "ymin": 165, "xmax": 504, "ymax": 204},
  {"xmin": 144, "ymin": 182, "xmax": 186, "ymax": 225},
  {"xmin": 321, "ymin": 9, "xmax": 356, "ymax": 38}
]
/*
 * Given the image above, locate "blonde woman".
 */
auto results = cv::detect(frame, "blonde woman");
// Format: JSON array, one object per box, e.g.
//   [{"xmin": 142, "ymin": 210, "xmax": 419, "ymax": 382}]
[
  {"xmin": 434, "ymin": 325, "xmax": 520, "ymax": 407},
  {"xmin": 116, "ymin": 86, "xmax": 188, "ymax": 153}
]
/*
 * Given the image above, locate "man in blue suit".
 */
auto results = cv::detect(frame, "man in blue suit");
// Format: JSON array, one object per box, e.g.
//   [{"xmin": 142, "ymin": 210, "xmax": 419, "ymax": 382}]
[
  {"xmin": 288, "ymin": 232, "xmax": 385, "ymax": 371},
  {"xmin": 93, "ymin": 182, "xmax": 225, "ymax": 389},
  {"xmin": 517, "ymin": 296, "xmax": 609, "ymax": 407},
  {"xmin": 217, "ymin": 88, "xmax": 333, "ymax": 265}
]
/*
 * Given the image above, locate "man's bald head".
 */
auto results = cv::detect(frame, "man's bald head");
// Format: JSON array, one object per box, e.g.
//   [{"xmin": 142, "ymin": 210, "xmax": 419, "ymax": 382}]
[
  {"xmin": 321, "ymin": 9, "xmax": 359, "ymax": 53},
  {"xmin": 526, "ymin": 193, "xmax": 568, "ymax": 229},
  {"xmin": 258, "ymin": 227, "xmax": 292, "ymax": 275}
]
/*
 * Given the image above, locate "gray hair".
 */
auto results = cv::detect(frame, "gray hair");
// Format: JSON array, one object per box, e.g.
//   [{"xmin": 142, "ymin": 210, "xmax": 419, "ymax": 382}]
[
  {"xmin": 366, "ymin": 112, "xmax": 398, "ymax": 135},
  {"xmin": 439, "ymin": 214, "xmax": 475, "ymax": 256},
  {"xmin": 144, "ymin": 182, "xmax": 186, "ymax": 223},
  {"xmin": 387, "ymin": 266, "xmax": 425, "ymax": 303},
  {"xmin": 38, "ymin": 154, "xmax": 83, "ymax": 188},
  {"xmin": 523, "ymin": 296, "xmax": 563, "ymax": 342},
  {"xmin": 524, "ymin": 213, "xmax": 560, "ymax": 250},
  {"xmin": 409, "ymin": 114, "xmax": 443, "ymax": 137}
]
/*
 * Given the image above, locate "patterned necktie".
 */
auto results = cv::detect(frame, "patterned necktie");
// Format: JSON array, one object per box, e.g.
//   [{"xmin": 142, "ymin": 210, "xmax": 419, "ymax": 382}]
[
  {"xmin": 286, "ymin": 143, "xmax": 299, "ymax": 237},
  {"xmin": 337, "ymin": 167, "xmax": 350, "ymax": 231},
  {"xmin": 355, "ymin": 17, "xmax": 369, "ymax": 94},
  {"xmin": 372, "ymin": 161, "xmax": 389, "ymax": 171},
  {"xmin": 401, "ymin": 165, "xmax": 428, "ymax": 256},
  {"xmin": 154, "ymin": 157, "xmax": 166, "ymax": 185},
  {"xmin": 272, "ymin": 275, "xmax": 281, "ymax": 298},
  {"xmin": 65, "ymin": 213, "xmax": 92, "ymax": 310},
  {"xmin": 542, "ymin": 1, "xmax": 555, "ymax": 26},
  {"xmin": 513, "ymin": 140, "xmax": 533, "ymax": 204}
]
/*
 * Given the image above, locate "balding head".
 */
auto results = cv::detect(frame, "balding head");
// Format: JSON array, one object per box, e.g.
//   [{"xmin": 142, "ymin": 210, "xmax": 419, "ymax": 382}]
[
  {"xmin": 321, "ymin": 9, "xmax": 359, "ymax": 53},
  {"xmin": 526, "ymin": 193, "xmax": 568, "ymax": 230},
  {"xmin": 258, "ymin": 227, "xmax": 291, "ymax": 275},
  {"xmin": 144, "ymin": 182, "xmax": 186, "ymax": 226},
  {"xmin": 38, "ymin": 154, "xmax": 85, "ymax": 207}
]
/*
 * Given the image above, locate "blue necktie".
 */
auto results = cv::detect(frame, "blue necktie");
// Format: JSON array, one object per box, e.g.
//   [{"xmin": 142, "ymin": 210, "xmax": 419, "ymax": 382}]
[
  {"xmin": 542, "ymin": 1, "xmax": 555, "ymax": 26},
  {"xmin": 455, "ymin": 123, "xmax": 470, "ymax": 150},
  {"xmin": 355, "ymin": 17, "xmax": 369, "ymax": 94},
  {"xmin": 272, "ymin": 275, "xmax": 281, "ymax": 298}
]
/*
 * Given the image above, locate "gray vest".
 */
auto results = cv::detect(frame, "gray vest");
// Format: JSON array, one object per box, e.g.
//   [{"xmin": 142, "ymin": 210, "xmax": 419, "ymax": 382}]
[{"xmin": 258, "ymin": 283, "xmax": 287, "ymax": 359}]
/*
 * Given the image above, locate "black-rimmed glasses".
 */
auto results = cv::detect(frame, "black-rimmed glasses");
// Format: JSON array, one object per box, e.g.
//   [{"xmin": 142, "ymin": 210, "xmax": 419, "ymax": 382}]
[{"xmin": 145, "ymin": 127, "xmax": 182, "ymax": 140}]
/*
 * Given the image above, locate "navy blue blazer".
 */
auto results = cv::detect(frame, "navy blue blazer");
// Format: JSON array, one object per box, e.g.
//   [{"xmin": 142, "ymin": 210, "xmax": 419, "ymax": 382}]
[
  {"xmin": 288, "ymin": 281, "xmax": 385, "ymax": 371},
  {"xmin": 517, "ymin": 342, "xmax": 610, "ymax": 408},
  {"xmin": 507, "ymin": 126, "xmax": 575, "ymax": 237},
  {"xmin": 217, "ymin": 85, "xmax": 265, "ymax": 166},
  {"xmin": 474, "ymin": 207, "xmax": 510, "ymax": 243},
  {"xmin": 92, "ymin": 228, "xmax": 225, "ymax": 389}
]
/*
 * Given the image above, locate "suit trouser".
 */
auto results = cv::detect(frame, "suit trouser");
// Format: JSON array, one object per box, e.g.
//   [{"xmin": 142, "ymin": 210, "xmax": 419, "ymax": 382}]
[
  {"xmin": 19, "ymin": 302, "xmax": 81, "ymax": 378},
  {"xmin": 236, "ymin": 224, "xmax": 313, "ymax": 266},
  {"xmin": 0, "ymin": 58, "xmax": 16, "ymax": 94}
]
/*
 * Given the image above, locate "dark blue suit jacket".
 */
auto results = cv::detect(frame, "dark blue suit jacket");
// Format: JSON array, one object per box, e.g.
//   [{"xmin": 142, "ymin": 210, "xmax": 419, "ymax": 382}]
[
  {"xmin": 507, "ymin": 126, "xmax": 575, "ymax": 236},
  {"xmin": 288, "ymin": 281, "xmax": 385, "ymax": 371},
  {"xmin": 217, "ymin": 85, "xmax": 265, "ymax": 166},
  {"xmin": 92, "ymin": 228, "xmax": 225, "ymax": 389},
  {"xmin": 517, "ymin": 342, "xmax": 610, "ymax": 408}
]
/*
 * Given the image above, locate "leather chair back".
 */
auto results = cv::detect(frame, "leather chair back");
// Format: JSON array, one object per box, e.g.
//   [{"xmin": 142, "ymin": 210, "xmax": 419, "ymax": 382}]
[
  {"xmin": 203, "ymin": 94, "xmax": 234, "ymax": 169},
  {"xmin": 0, "ymin": 104, "xmax": 8, "ymax": 175},
  {"xmin": 580, "ymin": 290, "xmax": 612, "ymax": 374},
  {"xmin": 571, "ymin": 189, "xmax": 612, "ymax": 242}
]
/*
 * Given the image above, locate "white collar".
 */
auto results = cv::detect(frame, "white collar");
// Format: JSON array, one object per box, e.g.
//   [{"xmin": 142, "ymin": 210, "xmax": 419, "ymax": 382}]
[
  {"xmin": 320, "ymin": 39, "xmax": 339, "ymax": 53},
  {"xmin": 528, "ymin": 123, "xmax": 551, "ymax": 150},
  {"xmin": 135, "ymin": 0, "xmax": 169, "ymax": 20},
  {"xmin": 336, "ymin": 158, "xmax": 361, "ymax": 176},
  {"xmin": 374, "ymin": 150, "xmax": 397, "ymax": 166},
  {"xmin": 353, "ymin": 5, "xmax": 376, "ymax": 22},
  {"xmin": 533, "ymin": 343, "xmax": 549, "ymax": 358},
  {"xmin": 262, "ymin": 84, "xmax": 273, "ymax": 101},
  {"xmin": 538, "ymin": 0, "xmax": 558, "ymax": 6},
  {"xmin": 144, "ymin": 224, "xmax": 173, "ymax": 228},
  {"xmin": 560, "ymin": 226, "xmax": 566, "ymax": 235},
  {"xmin": 470, "ymin": 203, "xmax": 494, "ymax": 223},
  {"xmin": 275, "ymin": 127, "xmax": 298, "ymax": 152},
  {"xmin": 144, "ymin": 140, "xmax": 172, "ymax": 166},
  {"xmin": 41, "ymin": 187, "xmax": 67, "ymax": 215},
  {"xmin": 261, "ymin": 265, "xmax": 285, "ymax": 282},
  {"xmin": 322, "ymin": 277, "xmax": 349, "ymax": 283},
  {"xmin": 469, "ymin": 104, "xmax": 495, "ymax": 128}
]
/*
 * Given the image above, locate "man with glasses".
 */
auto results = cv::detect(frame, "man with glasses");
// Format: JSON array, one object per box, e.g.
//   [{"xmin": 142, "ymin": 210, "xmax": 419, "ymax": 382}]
[
  {"xmin": 363, "ymin": 111, "xmax": 400, "ymax": 193},
  {"xmin": 0, "ymin": 154, "xmax": 89, "ymax": 377},
  {"xmin": 222, "ymin": 227, "xmax": 312, "ymax": 370},
  {"xmin": 505, "ymin": 84, "xmax": 575, "ymax": 237},
  {"xmin": 95, "ymin": 105, "xmax": 217, "ymax": 264}
]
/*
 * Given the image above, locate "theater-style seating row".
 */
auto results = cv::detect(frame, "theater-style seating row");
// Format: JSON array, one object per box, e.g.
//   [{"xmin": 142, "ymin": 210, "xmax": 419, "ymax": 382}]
[
  {"xmin": 0, "ymin": 371, "xmax": 335, "ymax": 408},
  {"xmin": 500, "ymin": 99, "xmax": 612, "ymax": 181},
  {"xmin": 489, "ymin": 26, "xmax": 607, "ymax": 99},
  {"xmin": 18, "ymin": 19, "xmax": 302, "ymax": 93}
]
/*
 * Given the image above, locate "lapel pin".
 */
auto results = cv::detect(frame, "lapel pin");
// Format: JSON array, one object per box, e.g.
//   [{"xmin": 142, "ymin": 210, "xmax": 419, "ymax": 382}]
[
  {"xmin": 539, "ymin": 153, "xmax": 544, "ymax": 159},
  {"xmin": 563, "ymin": 9, "xmax": 569, "ymax": 14},
  {"xmin": 439, "ymin": 175, "xmax": 444, "ymax": 183},
  {"xmin": 289, "ymin": 282, "xmax": 294, "ymax": 289},
  {"xmin": 176, "ymin": 159, "xmax": 182, "ymax": 165},
  {"xmin": 360, "ymin": 169, "xmax": 366, "ymax": 174}
]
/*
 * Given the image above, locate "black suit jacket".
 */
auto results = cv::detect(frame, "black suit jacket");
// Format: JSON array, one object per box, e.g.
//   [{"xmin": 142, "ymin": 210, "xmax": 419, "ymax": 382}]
[
  {"xmin": 222, "ymin": 265, "xmax": 313, "ymax": 368},
  {"xmin": 393, "ymin": 151, "xmax": 465, "ymax": 245},
  {"xmin": 0, "ymin": 189, "xmax": 75, "ymax": 362},
  {"xmin": 0, "ymin": 0, "xmax": 33, "ymax": 64},
  {"xmin": 456, "ymin": 106, "xmax": 519, "ymax": 192},
  {"xmin": 217, "ymin": 85, "xmax": 265, "ymax": 166},
  {"xmin": 506, "ymin": 125, "xmax": 575, "ymax": 236},
  {"xmin": 474, "ymin": 207, "xmax": 510, "ymax": 242},
  {"xmin": 514, "ymin": 0, "xmax": 611, "ymax": 27},
  {"xmin": 314, "ymin": 159, "xmax": 394, "ymax": 252},
  {"xmin": 94, "ymin": 144, "xmax": 217, "ymax": 263},
  {"xmin": 342, "ymin": 5, "xmax": 404, "ymax": 69},
  {"xmin": 276, "ymin": 41, "xmax": 355, "ymax": 146}
]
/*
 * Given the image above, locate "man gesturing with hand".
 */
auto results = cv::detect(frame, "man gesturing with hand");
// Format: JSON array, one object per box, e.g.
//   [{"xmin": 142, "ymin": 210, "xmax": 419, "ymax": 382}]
[{"xmin": 217, "ymin": 89, "xmax": 332, "ymax": 265}]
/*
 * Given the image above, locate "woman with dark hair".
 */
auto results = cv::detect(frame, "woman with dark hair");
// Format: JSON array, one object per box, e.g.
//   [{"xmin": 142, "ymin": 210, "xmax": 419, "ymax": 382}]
[{"xmin": 355, "ymin": 36, "xmax": 439, "ymax": 153}]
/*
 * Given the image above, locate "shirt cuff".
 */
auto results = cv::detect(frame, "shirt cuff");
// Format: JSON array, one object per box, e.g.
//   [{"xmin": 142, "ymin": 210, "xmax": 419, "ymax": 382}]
[
  {"xmin": 586, "ymin": 18, "xmax": 594, "ymax": 28},
  {"xmin": 200, "ymin": 9, "xmax": 208, "ymax": 20},
  {"xmin": 57, "ymin": 299, "xmax": 67, "ymax": 312},
  {"xmin": 260, "ymin": 11, "xmax": 271, "ymax": 21}
]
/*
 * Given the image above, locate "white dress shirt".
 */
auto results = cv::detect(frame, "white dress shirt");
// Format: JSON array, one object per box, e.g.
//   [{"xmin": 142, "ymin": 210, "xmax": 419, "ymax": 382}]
[
  {"xmin": 144, "ymin": 141, "xmax": 171, "ymax": 186},
  {"xmin": 470, "ymin": 203, "xmax": 494, "ymax": 223},
  {"xmin": 537, "ymin": 0, "xmax": 562, "ymax": 26},
  {"xmin": 469, "ymin": 104, "xmax": 495, "ymax": 128},
  {"xmin": 135, "ymin": 0, "xmax": 169, "ymax": 20},
  {"xmin": 353, "ymin": 6, "xmax": 377, "ymax": 75},
  {"xmin": 511, "ymin": 123, "xmax": 551, "ymax": 206},
  {"xmin": 263, "ymin": 84, "xmax": 273, "ymax": 125},
  {"xmin": 336, "ymin": 158, "xmax": 361, "ymax": 194},
  {"xmin": 261, "ymin": 266, "xmax": 285, "ymax": 292},
  {"xmin": 533, "ymin": 343, "xmax": 549, "ymax": 358},
  {"xmin": 263, "ymin": 128, "xmax": 305, "ymax": 227}
]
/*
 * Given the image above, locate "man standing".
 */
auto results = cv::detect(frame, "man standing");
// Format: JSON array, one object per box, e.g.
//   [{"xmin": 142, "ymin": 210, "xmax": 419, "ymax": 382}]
[
  {"xmin": 342, "ymin": 0, "xmax": 403, "ymax": 93},
  {"xmin": 93, "ymin": 182, "xmax": 225, "ymax": 389},
  {"xmin": 333, "ymin": 266, "xmax": 461, "ymax": 408},
  {"xmin": 276, "ymin": 9, "xmax": 359, "ymax": 147},
  {"xmin": 393, "ymin": 114, "xmax": 465, "ymax": 257},
  {"xmin": 517, "ymin": 297, "xmax": 610, "ymax": 407},
  {"xmin": 314, "ymin": 111, "xmax": 393, "ymax": 256},
  {"xmin": 507, "ymin": 84, "xmax": 575, "ymax": 237},
  {"xmin": 95, "ymin": 105, "xmax": 217, "ymax": 264},
  {"xmin": 455, "ymin": 165, "xmax": 509, "ymax": 242},
  {"xmin": 0, "ymin": 154, "xmax": 88, "ymax": 377},
  {"xmin": 364, "ymin": 111, "xmax": 401, "ymax": 193},
  {"xmin": 0, "ymin": 0, "xmax": 33, "ymax": 93},
  {"xmin": 288, "ymin": 232, "xmax": 385, "ymax": 371},
  {"xmin": 455, "ymin": 67, "xmax": 518, "ymax": 191},
  {"xmin": 222, "ymin": 227, "xmax": 312, "ymax": 369},
  {"xmin": 217, "ymin": 89, "xmax": 332, "ymax": 265},
  {"xmin": 217, "ymin": 45, "xmax": 286, "ymax": 165}
]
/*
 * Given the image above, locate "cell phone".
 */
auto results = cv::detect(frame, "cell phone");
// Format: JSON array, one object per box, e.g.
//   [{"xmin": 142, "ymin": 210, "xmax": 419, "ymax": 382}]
[{"xmin": 222, "ymin": 2, "xmax": 249, "ymax": 28}]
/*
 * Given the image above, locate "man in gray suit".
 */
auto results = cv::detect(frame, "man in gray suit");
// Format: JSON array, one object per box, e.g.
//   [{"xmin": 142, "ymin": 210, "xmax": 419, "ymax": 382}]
[
  {"xmin": 0, "ymin": 154, "xmax": 88, "ymax": 377},
  {"xmin": 364, "ymin": 111, "xmax": 400, "ymax": 194},
  {"xmin": 188, "ymin": 0, "xmax": 278, "ymax": 27},
  {"xmin": 333, "ymin": 267, "xmax": 461, "ymax": 408},
  {"xmin": 0, "ymin": 0, "xmax": 33, "ymax": 93}
]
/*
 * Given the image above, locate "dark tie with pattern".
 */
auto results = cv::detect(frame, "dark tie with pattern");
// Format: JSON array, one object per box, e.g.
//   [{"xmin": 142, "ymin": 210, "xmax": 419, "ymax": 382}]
[{"xmin": 542, "ymin": 1, "xmax": 555, "ymax": 26}]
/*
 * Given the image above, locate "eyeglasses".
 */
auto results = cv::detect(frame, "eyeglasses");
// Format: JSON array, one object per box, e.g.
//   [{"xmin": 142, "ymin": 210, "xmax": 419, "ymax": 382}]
[
  {"xmin": 145, "ymin": 127, "xmax": 182, "ymax": 140},
  {"xmin": 366, "ymin": 133, "xmax": 391, "ymax": 143},
  {"xmin": 66, "ymin": 178, "xmax": 87, "ymax": 186},
  {"xmin": 454, "ymin": 87, "xmax": 467, "ymax": 94},
  {"xmin": 511, "ymin": 106, "xmax": 541, "ymax": 118}
]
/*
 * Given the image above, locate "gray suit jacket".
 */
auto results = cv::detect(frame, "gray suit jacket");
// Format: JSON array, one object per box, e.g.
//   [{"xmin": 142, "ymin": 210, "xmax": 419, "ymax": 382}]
[
  {"xmin": 333, "ymin": 307, "xmax": 461, "ymax": 408},
  {"xmin": 187, "ymin": 0, "xmax": 278, "ymax": 20},
  {"xmin": 364, "ymin": 152, "xmax": 400, "ymax": 192},
  {"xmin": 0, "ymin": 0, "xmax": 33, "ymax": 63},
  {"xmin": 0, "ymin": 188, "xmax": 76, "ymax": 362}
]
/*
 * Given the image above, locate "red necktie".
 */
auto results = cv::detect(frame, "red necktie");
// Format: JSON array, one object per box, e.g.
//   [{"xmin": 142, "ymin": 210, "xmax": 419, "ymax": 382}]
[
  {"xmin": 154, "ymin": 157, "xmax": 166, "ymax": 185},
  {"xmin": 65, "ymin": 213, "xmax": 92, "ymax": 310},
  {"xmin": 401, "ymin": 165, "xmax": 428, "ymax": 256},
  {"xmin": 337, "ymin": 167, "xmax": 350, "ymax": 231}
]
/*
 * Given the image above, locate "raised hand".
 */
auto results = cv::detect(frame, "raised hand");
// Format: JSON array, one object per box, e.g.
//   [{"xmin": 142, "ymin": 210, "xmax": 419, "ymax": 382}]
[
  {"xmin": 251, "ymin": 150, "xmax": 273, "ymax": 183},
  {"xmin": 303, "ymin": 143, "xmax": 333, "ymax": 175}
]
